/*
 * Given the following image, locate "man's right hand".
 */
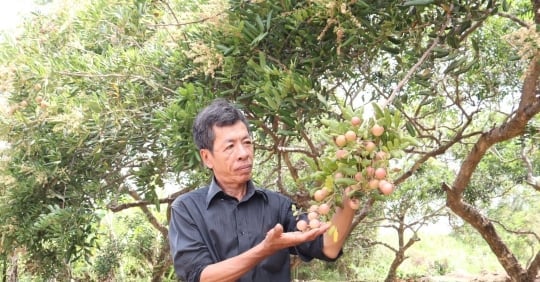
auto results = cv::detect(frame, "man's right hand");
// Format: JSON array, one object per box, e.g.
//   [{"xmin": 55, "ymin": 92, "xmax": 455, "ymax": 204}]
[
  {"xmin": 199, "ymin": 223, "xmax": 329, "ymax": 282},
  {"xmin": 261, "ymin": 223, "xmax": 330, "ymax": 255}
]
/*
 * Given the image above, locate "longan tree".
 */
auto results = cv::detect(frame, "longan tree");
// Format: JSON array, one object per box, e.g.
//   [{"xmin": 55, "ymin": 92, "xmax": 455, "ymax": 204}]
[{"xmin": 0, "ymin": 0, "xmax": 539, "ymax": 281}]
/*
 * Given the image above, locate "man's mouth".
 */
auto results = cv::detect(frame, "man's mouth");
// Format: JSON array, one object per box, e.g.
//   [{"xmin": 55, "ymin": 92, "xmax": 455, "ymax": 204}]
[{"xmin": 237, "ymin": 164, "xmax": 252, "ymax": 172}]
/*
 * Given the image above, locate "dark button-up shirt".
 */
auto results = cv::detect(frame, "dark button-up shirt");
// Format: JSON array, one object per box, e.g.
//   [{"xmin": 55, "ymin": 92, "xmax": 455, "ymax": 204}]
[{"xmin": 169, "ymin": 179, "xmax": 338, "ymax": 282}]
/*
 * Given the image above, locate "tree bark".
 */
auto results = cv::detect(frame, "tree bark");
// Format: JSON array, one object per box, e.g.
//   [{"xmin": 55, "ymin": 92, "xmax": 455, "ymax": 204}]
[
  {"xmin": 6, "ymin": 254, "xmax": 17, "ymax": 282},
  {"xmin": 151, "ymin": 239, "xmax": 172, "ymax": 282},
  {"xmin": 444, "ymin": 53, "xmax": 540, "ymax": 281},
  {"xmin": 384, "ymin": 215, "xmax": 420, "ymax": 282},
  {"xmin": 445, "ymin": 189, "xmax": 526, "ymax": 281}
]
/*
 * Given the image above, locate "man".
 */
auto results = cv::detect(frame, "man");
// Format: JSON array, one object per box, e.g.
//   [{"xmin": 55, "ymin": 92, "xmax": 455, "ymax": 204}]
[{"xmin": 168, "ymin": 98, "xmax": 357, "ymax": 282}]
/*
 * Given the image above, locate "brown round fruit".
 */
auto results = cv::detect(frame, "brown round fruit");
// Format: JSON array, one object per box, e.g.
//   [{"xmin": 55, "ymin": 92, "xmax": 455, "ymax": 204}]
[
  {"xmin": 309, "ymin": 219, "xmax": 321, "ymax": 229},
  {"xmin": 375, "ymin": 151, "xmax": 388, "ymax": 160},
  {"xmin": 345, "ymin": 130, "xmax": 357, "ymax": 142},
  {"xmin": 351, "ymin": 116, "xmax": 362, "ymax": 127},
  {"xmin": 314, "ymin": 189, "xmax": 327, "ymax": 202},
  {"xmin": 368, "ymin": 179, "xmax": 379, "ymax": 190},
  {"xmin": 374, "ymin": 168, "xmax": 387, "ymax": 180},
  {"xmin": 371, "ymin": 124, "xmax": 384, "ymax": 137},
  {"xmin": 335, "ymin": 135, "xmax": 347, "ymax": 147},
  {"xmin": 336, "ymin": 149, "xmax": 348, "ymax": 159},
  {"xmin": 308, "ymin": 211, "xmax": 319, "ymax": 220},
  {"xmin": 296, "ymin": 220, "xmax": 308, "ymax": 231},
  {"xmin": 379, "ymin": 181, "xmax": 394, "ymax": 195},
  {"xmin": 317, "ymin": 203, "xmax": 331, "ymax": 215},
  {"xmin": 320, "ymin": 188, "xmax": 330, "ymax": 197},
  {"xmin": 354, "ymin": 172, "xmax": 363, "ymax": 182},
  {"xmin": 365, "ymin": 141, "xmax": 376, "ymax": 152}
]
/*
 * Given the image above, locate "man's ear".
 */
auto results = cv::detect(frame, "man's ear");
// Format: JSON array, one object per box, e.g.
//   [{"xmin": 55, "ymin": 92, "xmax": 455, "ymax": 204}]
[{"xmin": 200, "ymin": 149, "xmax": 213, "ymax": 169}]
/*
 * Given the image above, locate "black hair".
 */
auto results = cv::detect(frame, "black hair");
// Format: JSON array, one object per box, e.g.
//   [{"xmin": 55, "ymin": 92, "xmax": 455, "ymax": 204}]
[{"xmin": 192, "ymin": 98, "xmax": 251, "ymax": 152}]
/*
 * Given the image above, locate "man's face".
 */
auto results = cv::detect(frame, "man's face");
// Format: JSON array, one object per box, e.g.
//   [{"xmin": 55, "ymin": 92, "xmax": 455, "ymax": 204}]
[{"xmin": 200, "ymin": 121, "xmax": 253, "ymax": 188}]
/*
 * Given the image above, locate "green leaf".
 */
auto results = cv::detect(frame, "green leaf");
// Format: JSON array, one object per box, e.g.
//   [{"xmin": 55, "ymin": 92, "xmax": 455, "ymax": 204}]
[
  {"xmin": 444, "ymin": 57, "xmax": 466, "ymax": 74},
  {"xmin": 372, "ymin": 103, "xmax": 384, "ymax": 119},
  {"xmin": 250, "ymin": 32, "xmax": 268, "ymax": 47},
  {"xmin": 265, "ymin": 11, "xmax": 273, "ymax": 30},
  {"xmin": 405, "ymin": 122, "xmax": 417, "ymax": 137},
  {"xmin": 334, "ymin": 177, "xmax": 357, "ymax": 187},
  {"xmin": 255, "ymin": 15, "xmax": 265, "ymax": 32},
  {"xmin": 401, "ymin": 0, "xmax": 435, "ymax": 6}
]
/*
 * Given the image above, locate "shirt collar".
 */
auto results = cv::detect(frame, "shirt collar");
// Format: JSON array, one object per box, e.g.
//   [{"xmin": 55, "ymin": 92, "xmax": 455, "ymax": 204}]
[{"xmin": 206, "ymin": 177, "xmax": 268, "ymax": 208}]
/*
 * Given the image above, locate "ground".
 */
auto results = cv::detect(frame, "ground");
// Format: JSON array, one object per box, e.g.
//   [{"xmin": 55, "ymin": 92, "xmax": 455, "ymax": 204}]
[
  {"xmin": 413, "ymin": 272, "xmax": 539, "ymax": 282},
  {"xmin": 296, "ymin": 272, "xmax": 540, "ymax": 282}
]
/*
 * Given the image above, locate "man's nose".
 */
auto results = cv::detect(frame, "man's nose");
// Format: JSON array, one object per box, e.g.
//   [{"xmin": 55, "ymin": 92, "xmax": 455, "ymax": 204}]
[{"xmin": 236, "ymin": 145, "xmax": 250, "ymax": 159}]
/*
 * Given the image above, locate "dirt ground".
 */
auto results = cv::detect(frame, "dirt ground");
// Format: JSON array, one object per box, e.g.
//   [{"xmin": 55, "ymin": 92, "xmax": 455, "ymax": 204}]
[
  {"xmin": 296, "ymin": 272, "xmax": 540, "ymax": 281},
  {"xmin": 417, "ymin": 272, "xmax": 508, "ymax": 281},
  {"xmin": 410, "ymin": 271, "xmax": 540, "ymax": 282}
]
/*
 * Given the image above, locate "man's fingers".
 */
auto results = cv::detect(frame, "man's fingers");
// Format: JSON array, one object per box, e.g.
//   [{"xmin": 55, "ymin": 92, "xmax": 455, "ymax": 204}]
[
  {"xmin": 274, "ymin": 223, "xmax": 283, "ymax": 236},
  {"xmin": 267, "ymin": 223, "xmax": 283, "ymax": 239},
  {"xmin": 301, "ymin": 223, "xmax": 330, "ymax": 240},
  {"xmin": 265, "ymin": 222, "xmax": 328, "ymax": 247}
]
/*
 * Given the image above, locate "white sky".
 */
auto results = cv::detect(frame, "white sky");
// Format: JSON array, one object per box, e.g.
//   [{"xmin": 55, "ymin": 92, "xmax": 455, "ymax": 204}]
[
  {"xmin": 0, "ymin": 1, "xmax": 53, "ymax": 35},
  {"xmin": 0, "ymin": 2, "xmax": 44, "ymax": 149}
]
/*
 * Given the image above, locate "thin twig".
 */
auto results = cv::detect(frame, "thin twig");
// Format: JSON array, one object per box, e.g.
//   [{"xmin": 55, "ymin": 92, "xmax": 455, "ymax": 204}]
[{"xmin": 382, "ymin": 39, "xmax": 440, "ymax": 107}]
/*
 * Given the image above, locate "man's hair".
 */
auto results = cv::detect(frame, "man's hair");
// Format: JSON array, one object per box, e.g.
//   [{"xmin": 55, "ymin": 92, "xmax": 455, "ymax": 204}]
[{"xmin": 192, "ymin": 98, "xmax": 251, "ymax": 152}]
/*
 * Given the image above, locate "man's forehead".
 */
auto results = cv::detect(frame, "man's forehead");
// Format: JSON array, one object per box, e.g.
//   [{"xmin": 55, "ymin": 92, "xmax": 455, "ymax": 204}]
[{"xmin": 212, "ymin": 122, "xmax": 249, "ymax": 140}]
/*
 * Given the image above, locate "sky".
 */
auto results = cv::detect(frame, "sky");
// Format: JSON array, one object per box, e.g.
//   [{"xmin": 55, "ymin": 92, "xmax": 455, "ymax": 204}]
[
  {"xmin": 0, "ymin": 1, "xmax": 44, "ymax": 149},
  {"xmin": 0, "ymin": 0, "xmax": 54, "ymax": 39},
  {"xmin": 0, "ymin": 1, "xmax": 51, "ymax": 34},
  {"xmin": 0, "ymin": 1, "xmax": 34, "ymax": 31}
]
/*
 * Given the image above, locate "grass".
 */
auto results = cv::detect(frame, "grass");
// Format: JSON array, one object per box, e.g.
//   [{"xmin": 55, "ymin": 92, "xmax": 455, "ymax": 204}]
[
  {"xmin": 295, "ymin": 227, "xmax": 508, "ymax": 281},
  {"xmin": 375, "ymin": 230, "xmax": 505, "ymax": 278}
]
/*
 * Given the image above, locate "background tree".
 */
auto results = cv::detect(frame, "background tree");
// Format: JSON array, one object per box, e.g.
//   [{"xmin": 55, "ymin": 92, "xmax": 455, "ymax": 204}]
[{"xmin": 0, "ymin": 0, "xmax": 538, "ymax": 281}]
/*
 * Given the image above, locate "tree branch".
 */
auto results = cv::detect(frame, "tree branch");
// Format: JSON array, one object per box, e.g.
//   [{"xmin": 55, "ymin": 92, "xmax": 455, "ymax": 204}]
[
  {"xmin": 520, "ymin": 141, "xmax": 540, "ymax": 191},
  {"xmin": 490, "ymin": 219, "xmax": 540, "ymax": 242},
  {"xmin": 107, "ymin": 189, "xmax": 188, "ymax": 212},
  {"xmin": 56, "ymin": 71, "xmax": 177, "ymax": 95},
  {"xmin": 527, "ymin": 250, "xmax": 540, "ymax": 280},
  {"xmin": 383, "ymin": 38, "xmax": 439, "ymax": 107},
  {"xmin": 497, "ymin": 12, "xmax": 530, "ymax": 28},
  {"xmin": 126, "ymin": 189, "xmax": 168, "ymax": 237}
]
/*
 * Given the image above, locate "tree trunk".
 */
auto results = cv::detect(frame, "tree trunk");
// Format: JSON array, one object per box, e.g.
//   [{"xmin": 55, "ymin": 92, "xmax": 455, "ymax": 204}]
[
  {"xmin": 384, "ymin": 215, "xmax": 421, "ymax": 282},
  {"xmin": 151, "ymin": 238, "xmax": 172, "ymax": 282},
  {"xmin": 384, "ymin": 251, "xmax": 406, "ymax": 282},
  {"xmin": 445, "ymin": 189, "xmax": 531, "ymax": 281},
  {"xmin": 6, "ymin": 254, "xmax": 17, "ymax": 282},
  {"xmin": 443, "ymin": 26, "xmax": 540, "ymax": 280}
]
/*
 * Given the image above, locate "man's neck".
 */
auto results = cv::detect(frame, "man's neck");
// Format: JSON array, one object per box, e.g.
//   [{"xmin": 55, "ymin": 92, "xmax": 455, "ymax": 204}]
[{"xmin": 216, "ymin": 179, "xmax": 247, "ymax": 201}]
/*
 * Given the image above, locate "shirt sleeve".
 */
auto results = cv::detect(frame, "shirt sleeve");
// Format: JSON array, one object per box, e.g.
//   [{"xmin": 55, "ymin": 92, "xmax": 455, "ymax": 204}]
[
  {"xmin": 284, "ymin": 202, "xmax": 343, "ymax": 262},
  {"xmin": 169, "ymin": 198, "xmax": 213, "ymax": 282}
]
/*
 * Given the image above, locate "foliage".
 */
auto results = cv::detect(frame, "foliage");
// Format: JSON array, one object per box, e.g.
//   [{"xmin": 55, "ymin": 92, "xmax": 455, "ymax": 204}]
[
  {"xmin": 0, "ymin": 0, "xmax": 539, "ymax": 280},
  {"xmin": 0, "ymin": 0, "xmax": 182, "ymax": 278},
  {"xmin": 93, "ymin": 237, "xmax": 124, "ymax": 281}
]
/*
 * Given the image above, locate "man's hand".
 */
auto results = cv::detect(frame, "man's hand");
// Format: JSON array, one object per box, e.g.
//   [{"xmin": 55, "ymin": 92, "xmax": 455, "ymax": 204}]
[
  {"xmin": 261, "ymin": 223, "xmax": 330, "ymax": 255},
  {"xmin": 199, "ymin": 222, "xmax": 328, "ymax": 282}
]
